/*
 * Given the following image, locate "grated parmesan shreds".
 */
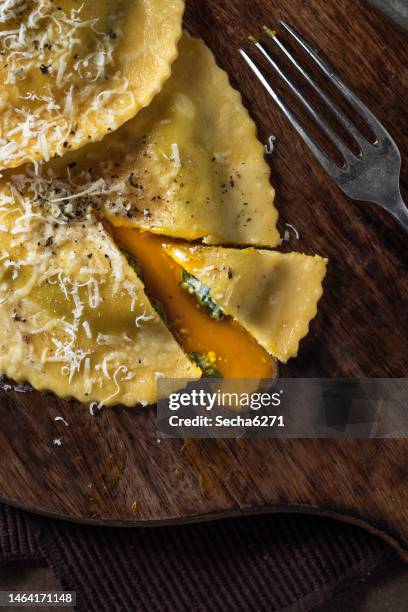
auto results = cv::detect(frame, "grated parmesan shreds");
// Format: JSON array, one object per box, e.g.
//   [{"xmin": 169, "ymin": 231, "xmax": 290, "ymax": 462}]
[
  {"xmin": 285, "ymin": 223, "xmax": 300, "ymax": 240},
  {"xmin": 54, "ymin": 415, "xmax": 69, "ymax": 427},
  {"xmin": 171, "ymin": 143, "xmax": 181, "ymax": 168},
  {"xmin": 0, "ymin": 0, "xmax": 130, "ymax": 167},
  {"xmin": 264, "ymin": 135, "xmax": 276, "ymax": 155},
  {"xmin": 0, "ymin": 159, "xmax": 147, "ymax": 398}
]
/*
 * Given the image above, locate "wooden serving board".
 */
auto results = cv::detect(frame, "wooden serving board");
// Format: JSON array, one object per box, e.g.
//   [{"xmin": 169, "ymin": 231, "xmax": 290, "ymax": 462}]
[{"xmin": 1, "ymin": 0, "xmax": 408, "ymax": 557}]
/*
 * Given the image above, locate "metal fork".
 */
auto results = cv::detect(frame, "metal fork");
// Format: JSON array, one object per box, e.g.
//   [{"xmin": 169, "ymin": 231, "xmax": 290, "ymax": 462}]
[{"xmin": 240, "ymin": 22, "xmax": 408, "ymax": 232}]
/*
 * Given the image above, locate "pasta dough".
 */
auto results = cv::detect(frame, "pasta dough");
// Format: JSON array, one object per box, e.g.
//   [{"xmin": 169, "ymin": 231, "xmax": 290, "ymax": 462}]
[
  {"xmin": 23, "ymin": 33, "xmax": 280, "ymax": 247},
  {"xmin": 0, "ymin": 207, "xmax": 200, "ymax": 407},
  {"xmin": 165, "ymin": 244, "xmax": 328, "ymax": 363},
  {"xmin": 0, "ymin": 0, "xmax": 184, "ymax": 169}
]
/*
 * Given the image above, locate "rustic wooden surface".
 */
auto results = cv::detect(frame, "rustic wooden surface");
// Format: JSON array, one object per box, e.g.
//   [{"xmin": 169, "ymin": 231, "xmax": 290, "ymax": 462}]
[{"xmin": 0, "ymin": 0, "xmax": 407, "ymax": 558}]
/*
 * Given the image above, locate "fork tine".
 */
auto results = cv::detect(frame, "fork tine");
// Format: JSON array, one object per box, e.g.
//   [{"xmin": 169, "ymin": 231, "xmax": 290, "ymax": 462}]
[
  {"xmin": 239, "ymin": 49, "xmax": 345, "ymax": 181},
  {"xmin": 255, "ymin": 41, "xmax": 358, "ymax": 164},
  {"xmin": 279, "ymin": 21, "xmax": 392, "ymax": 145},
  {"xmin": 266, "ymin": 35, "xmax": 368, "ymax": 154}
]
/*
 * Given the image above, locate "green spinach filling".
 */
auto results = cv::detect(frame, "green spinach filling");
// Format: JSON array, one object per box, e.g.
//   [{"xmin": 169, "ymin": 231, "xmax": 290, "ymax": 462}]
[
  {"xmin": 180, "ymin": 270, "xmax": 225, "ymax": 320},
  {"xmin": 191, "ymin": 352, "xmax": 223, "ymax": 378},
  {"xmin": 121, "ymin": 248, "xmax": 142, "ymax": 278}
]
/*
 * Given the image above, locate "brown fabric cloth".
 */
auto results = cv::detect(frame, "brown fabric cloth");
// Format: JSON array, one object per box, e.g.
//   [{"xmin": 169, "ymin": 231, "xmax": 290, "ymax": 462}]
[
  {"xmin": 0, "ymin": 505, "xmax": 41, "ymax": 563},
  {"xmin": 0, "ymin": 504, "xmax": 392, "ymax": 612}
]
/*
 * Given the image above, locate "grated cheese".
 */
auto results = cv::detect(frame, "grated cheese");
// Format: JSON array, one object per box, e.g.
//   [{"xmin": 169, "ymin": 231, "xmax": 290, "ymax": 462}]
[
  {"xmin": 171, "ymin": 143, "xmax": 182, "ymax": 168},
  {"xmin": 285, "ymin": 223, "xmax": 300, "ymax": 240},
  {"xmin": 54, "ymin": 416, "xmax": 69, "ymax": 427},
  {"xmin": 0, "ymin": 0, "xmax": 127, "ymax": 167},
  {"xmin": 264, "ymin": 135, "xmax": 276, "ymax": 155},
  {"xmin": 82, "ymin": 320, "xmax": 92, "ymax": 339},
  {"xmin": 135, "ymin": 307, "xmax": 154, "ymax": 328},
  {"xmin": 0, "ymin": 120, "xmax": 189, "ymax": 403}
]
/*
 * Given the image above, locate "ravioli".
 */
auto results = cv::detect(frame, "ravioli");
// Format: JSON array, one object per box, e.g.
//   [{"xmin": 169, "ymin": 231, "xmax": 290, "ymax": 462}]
[
  {"xmin": 0, "ymin": 0, "xmax": 184, "ymax": 169},
  {"xmin": 21, "ymin": 33, "xmax": 279, "ymax": 247},
  {"xmin": 0, "ymin": 25, "xmax": 327, "ymax": 406},
  {"xmin": 165, "ymin": 245, "xmax": 328, "ymax": 363},
  {"xmin": 0, "ymin": 206, "xmax": 200, "ymax": 406},
  {"xmin": 111, "ymin": 226, "xmax": 278, "ymax": 380}
]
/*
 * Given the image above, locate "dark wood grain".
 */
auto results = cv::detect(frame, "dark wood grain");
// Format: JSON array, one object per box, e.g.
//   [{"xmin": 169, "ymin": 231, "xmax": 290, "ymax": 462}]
[{"xmin": 0, "ymin": 0, "xmax": 407, "ymax": 558}]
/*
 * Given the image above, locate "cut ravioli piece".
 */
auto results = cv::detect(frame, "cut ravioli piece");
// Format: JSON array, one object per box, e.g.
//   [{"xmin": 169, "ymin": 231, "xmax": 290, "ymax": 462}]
[
  {"xmin": 25, "ymin": 32, "xmax": 279, "ymax": 247},
  {"xmin": 0, "ymin": 0, "xmax": 184, "ymax": 169},
  {"xmin": 165, "ymin": 245, "xmax": 328, "ymax": 363},
  {"xmin": 111, "ymin": 226, "xmax": 278, "ymax": 379},
  {"xmin": 0, "ymin": 218, "xmax": 200, "ymax": 407}
]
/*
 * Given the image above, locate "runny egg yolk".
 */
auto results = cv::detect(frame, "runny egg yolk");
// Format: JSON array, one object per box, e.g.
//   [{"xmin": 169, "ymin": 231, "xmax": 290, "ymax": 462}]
[{"xmin": 110, "ymin": 226, "xmax": 277, "ymax": 379}]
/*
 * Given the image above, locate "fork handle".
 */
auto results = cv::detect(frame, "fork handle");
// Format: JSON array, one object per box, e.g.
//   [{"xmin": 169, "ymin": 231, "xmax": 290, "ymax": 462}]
[{"xmin": 384, "ymin": 191, "xmax": 408, "ymax": 234}]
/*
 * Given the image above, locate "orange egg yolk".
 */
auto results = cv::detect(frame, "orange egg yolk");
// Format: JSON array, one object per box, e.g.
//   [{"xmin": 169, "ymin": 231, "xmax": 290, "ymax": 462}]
[{"xmin": 111, "ymin": 226, "xmax": 277, "ymax": 379}]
